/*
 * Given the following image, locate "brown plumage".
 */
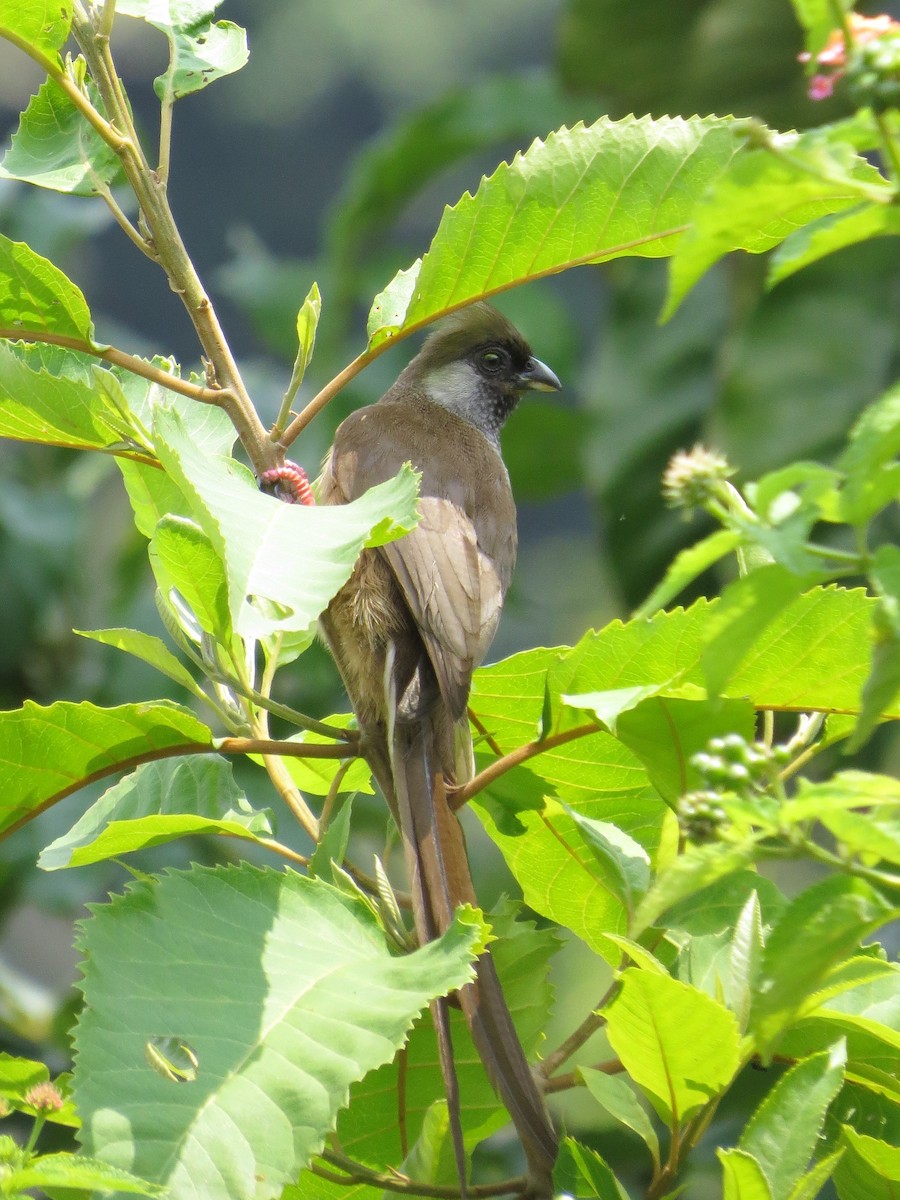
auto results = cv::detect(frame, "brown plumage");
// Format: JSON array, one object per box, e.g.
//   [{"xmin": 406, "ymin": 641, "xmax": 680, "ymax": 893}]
[{"xmin": 319, "ymin": 303, "xmax": 560, "ymax": 1198}]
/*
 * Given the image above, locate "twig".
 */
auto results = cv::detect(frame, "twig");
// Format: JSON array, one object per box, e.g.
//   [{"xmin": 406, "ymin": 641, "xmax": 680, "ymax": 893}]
[
  {"xmin": 317, "ymin": 1149, "xmax": 528, "ymax": 1198},
  {"xmin": 66, "ymin": 11, "xmax": 277, "ymax": 474},
  {"xmin": 468, "ymin": 707, "xmax": 503, "ymax": 757},
  {"xmin": 543, "ymin": 1057, "xmax": 624, "ymax": 1094},
  {"xmin": 451, "ymin": 722, "xmax": 599, "ymax": 809},
  {"xmin": 0, "ymin": 329, "xmax": 232, "ymax": 406},
  {"xmin": 539, "ymin": 975, "xmax": 620, "ymax": 1081},
  {"xmin": 279, "ymin": 349, "xmax": 376, "ymax": 448}
]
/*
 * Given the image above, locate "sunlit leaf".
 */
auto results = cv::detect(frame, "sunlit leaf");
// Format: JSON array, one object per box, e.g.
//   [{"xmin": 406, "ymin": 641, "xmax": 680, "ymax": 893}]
[
  {"xmin": 73, "ymin": 866, "xmax": 486, "ymax": 1200},
  {"xmin": 603, "ymin": 968, "xmax": 741, "ymax": 1125},
  {"xmin": 0, "ymin": 699, "xmax": 215, "ymax": 836},
  {"xmin": 0, "ymin": 75, "xmax": 124, "ymax": 195},
  {"xmin": 739, "ymin": 1043, "xmax": 845, "ymax": 1198},
  {"xmin": 368, "ymin": 115, "xmax": 740, "ymax": 345},
  {"xmin": 39, "ymin": 757, "xmax": 272, "ymax": 869}
]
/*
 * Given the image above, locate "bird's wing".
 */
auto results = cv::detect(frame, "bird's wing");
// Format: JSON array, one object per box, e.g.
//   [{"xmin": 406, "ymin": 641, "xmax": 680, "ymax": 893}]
[{"xmin": 322, "ymin": 401, "xmax": 513, "ymax": 716}]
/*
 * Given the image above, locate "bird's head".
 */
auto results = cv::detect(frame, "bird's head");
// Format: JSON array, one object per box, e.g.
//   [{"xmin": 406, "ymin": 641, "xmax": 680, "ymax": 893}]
[{"xmin": 395, "ymin": 302, "xmax": 561, "ymax": 443}]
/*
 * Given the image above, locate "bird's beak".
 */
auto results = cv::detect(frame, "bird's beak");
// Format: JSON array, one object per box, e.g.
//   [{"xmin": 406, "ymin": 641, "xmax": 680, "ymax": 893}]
[{"xmin": 517, "ymin": 356, "xmax": 561, "ymax": 393}]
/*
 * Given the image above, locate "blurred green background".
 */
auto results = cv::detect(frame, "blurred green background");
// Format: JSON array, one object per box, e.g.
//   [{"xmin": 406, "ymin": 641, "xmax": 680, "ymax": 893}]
[{"xmin": 1, "ymin": 2, "xmax": 899, "ymax": 1195}]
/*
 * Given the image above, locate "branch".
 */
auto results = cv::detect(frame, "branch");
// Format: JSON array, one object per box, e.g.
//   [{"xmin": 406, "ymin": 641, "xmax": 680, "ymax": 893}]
[
  {"xmin": 317, "ymin": 1150, "xmax": 527, "ymax": 1198},
  {"xmin": 65, "ymin": 10, "xmax": 277, "ymax": 474},
  {"xmin": 0, "ymin": 329, "xmax": 231, "ymax": 405},
  {"xmin": 543, "ymin": 1057, "xmax": 624, "ymax": 1095},
  {"xmin": 0, "ymin": 735, "xmax": 353, "ymax": 845},
  {"xmin": 279, "ymin": 349, "xmax": 376, "ymax": 448},
  {"xmin": 451, "ymin": 722, "xmax": 599, "ymax": 810}
]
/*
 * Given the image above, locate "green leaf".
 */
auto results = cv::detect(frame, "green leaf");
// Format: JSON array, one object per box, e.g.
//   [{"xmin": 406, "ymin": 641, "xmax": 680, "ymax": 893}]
[
  {"xmin": 768, "ymin": 203, "xmax": 900, "ymax": 288},
  {"xmin": 581, "ymin": 1067, "xmax": 660, "ymax": 1168},
  {"xmin": 565, "ymin": 809, "xmax": 651, "ymax": 919},
  {"xmin": 665, "ymin": 128, "xmax": 891, "ymax": 317},
  {"xmin": 308, "ymin": 795, "xmax": 354, "ymax": 877},
  {"xmin": 701, "ymin": 566, "xmax": 811, "ymax": 696},
  {"xmin": 635, "ymin": 529, "xmax": 742, "ymax": 619},
  {"xmin": 116, "ymin": 0, "xmax": 219, "ymax": 17},
  {"xmin": 719, "ymin": 1148, "xmax": 774, "ymax": 1200},
  {"xmin": 848, "ymin": 620, "xmax": 900, "ymax": 752},
  {"xmin": 0, "ymin": 699, "xmax": 215, "ymax": 837},
  {"xmin": 820, "ymin": 809, "xmax": 900, "ymax": 866},
  {"xmin": 603, "ymin": 968, "xmax": 741, "ymax": 1125},
  {"xmin": 740, "ymin": 1043, "xmax": 846, "ymax": 1199},
  {"xmin": 616, "ymin": 695, "xmax": 755, "ymax": 803},
  {"xmin": 788, "ymin": 1150, "xmax": 845, "ymax": 1200},
  {"xmin": 783, "ymin": 770, "xmax": 900, "ymax": 823},
  {"xmin": 475, "ymin": 746, "xmax": 664, "ymax": 961},
  {"xmin": 729, "ymin": 891, "xmax": 765, "ymax": 1033},
  {"xmin": 10, "ymin": 1152, "xmax": 164, "ymax": 1195},
  {"xmin": 152, "ymin": 407, "xmax": 420, "ymax": 638},
  {"xmin": 38, "ymin": 757, "xmax": 272, "ymax": 869},
  {"xmin": 790, "ymin": 0, "xmax": 854, "ymax": 58},
  {"xmin": 0, "ymin": 231, "xmax": 93, "ymax": 340},
  {"xmin": 326, "ymin": 71, "xmax": 583, "ymax": 313},
  {"xmin": 331, "ymin": 903, "xmax": 558, "ymax": 1165},
  {"xmin": 368, "ymin": 115, "xmax": 740, "ymax": 345},
  {"xmin": 271, "ymin": 720, "xmax": 373, "ymax": 797},
  {"xmin": 834, "ymin": 1128, "xmax": 900, "ymax": 1200},
  {"xmin": 634, "ymin": 842, "xmax": 763, "ymax": 937},
  {"xmin": 73, "ymin": 866, "xmax": 486, "ymax": 1199},
  {"xmin": 751, "ymin": 877, "xmax": 898, "ymax": 1053},
  {"xmin": 155, "ymin": 18, "xmax": 248, "ymax": 101},
  {"xmin": 0, "ymin": 344, "xmax": 143, "ymax": 453},
  {"xmin": 835, "ymin": 384, "xmax": 900, "ymax": 525},
  {"xmin": 561, "ymin": 683, "xmax": 669, "ymax": 733},
  {"xmin": 287, "ymin": 281, "xmax": 321, "ymax": 397},
  {"xmin": 727, "ymin": 586, "xmax": 885, "ymax": 716},
  {"xmin": 401, "ymin": 1101, "xmax": 461, "ymax": 1189},
  {"xmin": 0, "ymin": 74, "xmax": 124, "ymax": 195},
  {"xmin": 75, "ymin": 626, "xmax": 203, "ymax": 697},
  {"xmin": 0, "ymin": 1053, "xmax": 77, "ymax": 1126},
  {"xmin": 0, "ymin": 0, "xmax": 72, "ymax": 64},
  {"xmin": 149, "ymin": 516, "xmax": 233, "ymax": 641},
  {"xmin": 553, "ymin": 1137, "xmax": 630, "ymax": 1200}
]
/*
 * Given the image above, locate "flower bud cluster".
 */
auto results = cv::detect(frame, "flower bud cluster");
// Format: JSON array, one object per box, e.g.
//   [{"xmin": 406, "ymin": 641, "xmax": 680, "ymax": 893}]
[{"xmin": 677, "ymin": 734, "xmax": 788, "ymax": 843}]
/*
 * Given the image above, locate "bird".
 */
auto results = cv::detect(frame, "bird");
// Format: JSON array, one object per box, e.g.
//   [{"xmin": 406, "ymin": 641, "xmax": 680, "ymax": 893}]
[{"xmin": 318, "ymin": 302, "xmax": 561, "ymax": 1198}]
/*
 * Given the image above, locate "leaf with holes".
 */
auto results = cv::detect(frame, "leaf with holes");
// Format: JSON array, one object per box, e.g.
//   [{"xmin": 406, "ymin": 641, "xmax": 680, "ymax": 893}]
[{"xmin": 73, "ymin": 866, "xmax": 487, "ymax": 1200}]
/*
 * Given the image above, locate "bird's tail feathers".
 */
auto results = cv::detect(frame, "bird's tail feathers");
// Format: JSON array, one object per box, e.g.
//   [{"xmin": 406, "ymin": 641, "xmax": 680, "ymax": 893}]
[{"xmin": 385, "ymin": 657, "xmax": 557, "ymax": 1198}]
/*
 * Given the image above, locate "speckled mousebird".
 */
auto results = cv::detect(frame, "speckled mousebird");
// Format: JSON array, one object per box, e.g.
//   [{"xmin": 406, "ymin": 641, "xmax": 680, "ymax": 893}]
[{"xmin": 318, "ymin": 303, "xmax": 561, "ymax": 1198}]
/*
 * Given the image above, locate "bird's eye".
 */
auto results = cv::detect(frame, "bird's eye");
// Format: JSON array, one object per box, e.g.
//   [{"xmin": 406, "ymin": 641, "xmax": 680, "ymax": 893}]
[{"xmin": 478, "ymin": 348, "xmax": 506, "ymax": 374}]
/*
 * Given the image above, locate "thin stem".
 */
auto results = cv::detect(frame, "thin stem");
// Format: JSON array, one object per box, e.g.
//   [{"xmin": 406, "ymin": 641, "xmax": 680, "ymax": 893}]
[
  {"xmin": 261, "ymin": 751, "xmax": 320, "ymax": 841},
  {"xmin": 320, "ymin": 760, "xmax": 353, "ymax": 832},
  {"xmin": 254, "ymin": 836, "xmax": 309, "ymax": 868},
  {"xmin": 97, "ymin": 0, "xmax": 118, "ymax": 41},
  {"xmin": 827, "ymin": 0, "xmax": 853, "ymax": 45},
  {"xmin": 279, "ymin": 349, "xmax": 376, "ymax": 448},
  {"xmin": 451, "ymin": 723, "xmax": 599, "ymax": 810},
  {"xmin": 94, "ymin": 181, "xmax": 152, "ymax": 254},
  {"xmin": 68, "ymin": 13, "xmax": 277, "ymax": 474},
  {"xmin": 22, "ymin": 1114, "xmax": 47, "ymax": 1155},
  {"xmin": 317, "ymin": 1150, "xmax": 527, "ymax": 1198},
  {"xmin": 235, "ymin": 682, "xmax": 358, "ymax": 743},
  {"xmin": 0, "ymin": 329, "xmax": 234, "ymax": 406},
  {"xmin": 543, "ymin": 1057, "xmax": 624, "ymax": 1095},
  {"xmin": 801, "ymin": 839, "xmax": 900, "ymax": 893},
  {"xmin": 761, "ymin": 709, "xmax": 775, "ymax": 749},
  {"xmin": 468, "ymin": 707, "xmax": 503, "ymax": 758},
  {"xmin": 875, "ymin": 110, "xmax": 900, "ymax": 188},
  {"xmin": 539, "ymin": 974, "xmax": 619, "ymax": 1081}
]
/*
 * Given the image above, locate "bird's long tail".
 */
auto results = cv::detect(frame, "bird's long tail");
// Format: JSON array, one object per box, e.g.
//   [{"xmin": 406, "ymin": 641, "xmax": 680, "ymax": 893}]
[{"xmin": 389, "ymin": 713, "xmax": 558, "ymax": 1200}]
